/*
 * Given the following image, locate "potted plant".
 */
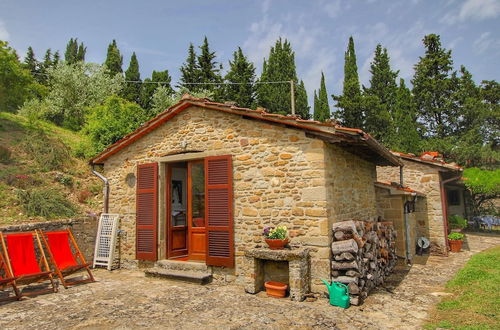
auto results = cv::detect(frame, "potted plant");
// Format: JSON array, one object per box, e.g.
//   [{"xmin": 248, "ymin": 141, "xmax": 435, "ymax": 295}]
[
  {"xmin": 263, "ymin": 226, "xmax": 289, "ymax": 250},
  {"xmin": 448, "ymin": 215, "xmax": 467, "ymax": 232},
  {"xmin": 448, "ymin": 232, "xmax": 465, "ymax": 252}
]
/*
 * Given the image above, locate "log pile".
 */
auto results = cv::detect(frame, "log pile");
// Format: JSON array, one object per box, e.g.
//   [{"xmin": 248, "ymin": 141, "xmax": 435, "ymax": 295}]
[{"xmin": 330, "ymin": 220, "xmax": 397, "ymax": 305}]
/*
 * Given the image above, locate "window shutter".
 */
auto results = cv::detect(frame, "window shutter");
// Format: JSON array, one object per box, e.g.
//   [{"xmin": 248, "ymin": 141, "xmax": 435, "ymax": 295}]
[
  {"xmin": 136, "ymin": 163, "xmax": 158, "ymax": 261},
  {"xmin": 205, "ymin": 155, "xmax": 234, "ymax": 267}
]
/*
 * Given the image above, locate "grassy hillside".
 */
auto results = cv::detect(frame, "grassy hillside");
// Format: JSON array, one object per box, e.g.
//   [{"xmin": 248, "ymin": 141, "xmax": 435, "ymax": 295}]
[{"xmin": 0, "ymin": 112, "xmax": 102, "ymax": 225}]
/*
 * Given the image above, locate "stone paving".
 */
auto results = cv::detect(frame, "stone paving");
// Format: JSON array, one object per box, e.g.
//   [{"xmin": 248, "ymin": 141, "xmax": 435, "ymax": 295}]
[{"xmin": 1, "ymin": 232, "xmax": 498, "ymax": 330}]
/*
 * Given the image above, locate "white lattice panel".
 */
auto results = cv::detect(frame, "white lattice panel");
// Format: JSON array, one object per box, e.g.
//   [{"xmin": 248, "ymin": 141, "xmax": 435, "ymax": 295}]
[{"xmin": 93, "ymin": 214, "xmax": 120, "ymax": 270}]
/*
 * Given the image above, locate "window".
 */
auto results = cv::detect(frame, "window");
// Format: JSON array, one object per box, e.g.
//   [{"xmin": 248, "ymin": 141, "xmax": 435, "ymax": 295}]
[{"xmin": 447, "ymin": 190, "xmax": 460, "ymax": 206}]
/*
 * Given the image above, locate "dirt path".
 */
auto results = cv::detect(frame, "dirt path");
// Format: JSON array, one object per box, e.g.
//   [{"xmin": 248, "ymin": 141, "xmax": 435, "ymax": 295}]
[{"xmin": 1, "ymin": 232, "xmax": 498, "ymax": 330}]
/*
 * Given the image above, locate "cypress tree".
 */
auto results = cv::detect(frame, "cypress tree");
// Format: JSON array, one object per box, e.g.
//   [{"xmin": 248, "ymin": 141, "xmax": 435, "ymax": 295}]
[
  {"xmin": 364, "ymin": 44, "xmax": 398, "ymax": 141},
  {"xmin": 38, "ymin": 48, "xmax": 53, "ymax": 85},
  {"xmin": 333, "ymin": 36, "xmax": 364, "ymax": 128},
  {"xmin": 179, "ymin": 43, "xmax": 200, "ymax": 92},
  {"xmin": 52, "ymin": 51, "xmax": 60, "ymax": 67},
  {"xmin": 76, "ymin": 42, "xmax": 86, "ymax": 62},
  {"xmin": 140, "ymin": 70, "xmax": 173, "ymax": 110},
  {"xmin": 256, "ymin": 38, "xmax": 304, "ymax": 116},
  {"xmin": 122, "ymin": 52, "xmax": 141, "ymax": 103},
  {"xmin": 295, "ymin": 80, "xmax": 310, "ymax": 119},
  {"xmin": 314, "ymin": 72, "xmax": 330, "ymax": 122},
  {"xmin": 104, "ymin": 39, "xmax": 123, "ymax": 76},
  {"xmin": 64, "ymin": 38, "xmax": 78, "ymax": 64},
  {"xmin": 23, "ymin": 46, "xmax": 39, "ymax": 77},
  {"xmin": 412, "ymin": 34, "xmax": 456, "ymax": 139},
  {"xmin": 197, "ymin": 37, "xmax": 222, "ymax": 98},
  {"xmin": 313, "ymin": 90, "xmax": 319, "ymax": 120},
  {"xmin": 391, "ymin": 78, "xmax": 421, "ymax": 153},
  {"xmin": 224, "ymin": 47, "xmax": 256, "ymax": 108}
]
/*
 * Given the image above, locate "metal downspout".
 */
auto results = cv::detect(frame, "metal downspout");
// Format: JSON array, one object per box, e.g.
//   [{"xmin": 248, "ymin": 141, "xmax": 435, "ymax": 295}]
[
  {"xmin": 400, "ymin": 166, "xmax": 412, "ymax": 264},
  {"xmin": 439, "ymin": 174, "xmax": 462, "ymax": 253},
  {"xmin": 91, "ymin": 165, "xmax": 109, "ymax": 213}
]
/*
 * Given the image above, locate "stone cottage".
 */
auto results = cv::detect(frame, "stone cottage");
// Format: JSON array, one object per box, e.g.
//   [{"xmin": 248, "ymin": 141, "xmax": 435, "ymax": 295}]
[
  {"xmin": 90, "ymin": 94, "xmax": 402, "ymax": 293},
  {"xmin": 377, "ymin": 151, "xmax": 464, "ymax": 256}
]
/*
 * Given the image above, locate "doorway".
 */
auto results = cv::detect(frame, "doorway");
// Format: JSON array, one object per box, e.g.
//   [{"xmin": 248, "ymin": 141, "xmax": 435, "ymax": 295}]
[{"xmin": 166, "ymin": 161, "xmax": 206, "ymax": 261}]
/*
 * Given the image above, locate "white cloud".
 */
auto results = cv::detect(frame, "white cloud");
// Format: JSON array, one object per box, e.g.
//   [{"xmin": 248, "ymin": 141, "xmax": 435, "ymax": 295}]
[
  {"xmin": 441, "ymin": 0, "xmax": 500, "ymax": 24},
  {"xmin": 0, "ymin": 19, "xmax": 10, "ymax": 41},
  {"xmin": 473, "ymin": 31, "xmax": 500, "ymax": 54},
  {"xmin": 323, "ymin": 0, "xmax": 342, "ymax": 18}
]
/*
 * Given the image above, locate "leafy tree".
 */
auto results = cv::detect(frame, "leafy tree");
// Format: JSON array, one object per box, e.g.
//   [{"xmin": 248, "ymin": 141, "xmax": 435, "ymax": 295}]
[
  {"xmin": 412, "ymin": 34, "xmax": 457, "ymax": 139},
  {"xmin": 65, "ymin": 38, "xmax": 86, "ymax": 64},
  {"xmin": 462, "ymin": 167, "xmax": 500, "ymax": 215},
  {"xmin": 150, "ymin": 87, "xmax": 213, "ymax": 118},
  {"xmin": 364, "ymin": 44, "xmax": 398, "ymax": 141},
  {"xmin": 122, "ymin": 52, "xmax": 141, "ymax": 103},
  {"xmin": 0, "ymin": 41, "xmax": 37, "ymax": 112},
  {"xmin": 19, "ymin": 62, "xmax": 124, "ymax": 129},
  {"xmin": 104, "ymin": 39, "xmax": 123, "ymax": 76},
  {"xmin": 479, "ymin": 80, "xmax": 499, "ymax": 159},
  {"xmin": 23, "ymin": 46, "xmax": 39, "ymax": 77},
  {"xmin": 314, "ymin": 72, "xmax": 330, "ymax": 122},
  {"xmin": 140, "ymin": 70, "xmax": 173, "ymax": 111},
  {"xmin": 179, "ymin": 43, "xmax": 200, "ymax": 92},
  {"xmin": 84, "ymin": 96, "xmax": 148, "ymax": 155},
  {"xmin": 256, "ymin": 38, "xmax": 306, "ymax": 117},
  {"xmin": 333, "ymin": 36, "xmax": 364, "ymax": 128},
  {"xmin": 224, "ymin": 47, "xmax": 256, "ymax": 107},
  {"xmin": 197, "ymin": 37, "xmax": 223, "ymax": 99},
  {"xmin": 295, "ymin": 80, "xmax": 310, "ymax": 119}
]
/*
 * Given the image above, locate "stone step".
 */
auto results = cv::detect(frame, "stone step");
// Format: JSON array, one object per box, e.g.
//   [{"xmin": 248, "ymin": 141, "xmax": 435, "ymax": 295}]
[
  {"xmin": 155, "ymin": 259, "xmax": 209, "ymax": 272},
  {"xmin": 144, "ymin": 268, "xmax": 212, "ymax": 285}
]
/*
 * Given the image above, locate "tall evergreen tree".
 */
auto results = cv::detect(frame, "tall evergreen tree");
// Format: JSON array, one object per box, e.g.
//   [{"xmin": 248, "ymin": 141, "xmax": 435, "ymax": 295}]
[
  {"xmin": 313, "ymin": 90, "xmax": 319, "ymax": 120},
  {"xmin": 23, "ymin": 46, "xmax": 38, "ymax": 76},
  {"xmin": 412, "ymin": 34, "xmax": 456, "ymax": 139},
  {"xmin": 314, "ymin": 72, "xmax": 330, "ymax": 122},
  {"xmin": 295, "ymin": 80, "xmax": 310, "ymax": 119},
  {"xmin": 256, "ymin": 38, "xmax": 305, "ymax": 117},
  {"xmin": 332, "ymin": 36, "xmax": 364, "ymax": 128},
  {"xmin": 52, "ymin": 51, "xmax": 60, "ymax": 67},
  {"xmin": 179, "ymin": 43, "xmax": 200, "ymax": 92},
  {"xmin": 364, "ymin": 44, "xmax": 399, "ymax": 141},
  {"xmin": 38, "ymin": 48, "xmax": 53, "ymax": 85},
  {"xmin": 104, "ymin": 39, "xmax": 123, "ymax": 76},
  {"xmin": 224, "ymin": 47, "xmax": 256, "ymax": 108},
  {"xmin": 122, "ymin": 52, "xmax": 141, "ymax": 103},
  {"xmin": 76, "ymin": 42, "xmax": 86, "ymax": 62},
  {"xmin": 197, "ymin": 37, "xmax": 222, "ymax": 98},
  {"xmin": 140, "ymin": 70, "xmax": 173, "ymax": 110},
  {"xmin": 64, "ymin": 38, "xmax": 78, "ymax": 64}
]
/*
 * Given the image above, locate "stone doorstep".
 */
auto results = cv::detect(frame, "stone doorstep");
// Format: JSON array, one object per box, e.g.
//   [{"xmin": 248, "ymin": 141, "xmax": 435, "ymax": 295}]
[
  {"xmin": 155, "ymin": 259, "xmax": 209, "ymax": 272},
  {"xmin": 144, "ymin": 268, "xmax": 213, "ymax": 285}
]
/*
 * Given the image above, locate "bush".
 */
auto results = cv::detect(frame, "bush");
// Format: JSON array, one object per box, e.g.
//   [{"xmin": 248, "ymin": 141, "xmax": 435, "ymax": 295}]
[
  {"xmin": 449, "ymin": 215, "xmax": 467, "ymax": 229},
  {"xmin": 0, "ymin": 145, "xmax": 11, "ymax": 164},
  {"xmin": 16, "ymin": 188, "xmax": 77, "ymax": 218},
  {"xmin": 448, "ymin": 232, "xmax": 465, "ymax": 241},
  {"xmin": 21, "ymin": 130, "xmax": 70, "ymax": 171}
]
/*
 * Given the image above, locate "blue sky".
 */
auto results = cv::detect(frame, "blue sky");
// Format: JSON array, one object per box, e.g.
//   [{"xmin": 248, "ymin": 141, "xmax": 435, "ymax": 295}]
[{"xmin": 1, "ymin": 0, "xmax": 499, "ymax": 103}]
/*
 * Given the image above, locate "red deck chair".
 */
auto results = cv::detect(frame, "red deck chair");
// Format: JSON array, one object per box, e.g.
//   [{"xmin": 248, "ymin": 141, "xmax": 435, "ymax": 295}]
[
  {"xmin": 37, "ymin": 229, "xmax": 95, "ymax": 289},
  {"xmin": 0, "ymin": 232, "xmax": 57, "ymax": 297},
  {"xmin": 0, "ymin": 247, "xmax": 21, "ymax": 302}
]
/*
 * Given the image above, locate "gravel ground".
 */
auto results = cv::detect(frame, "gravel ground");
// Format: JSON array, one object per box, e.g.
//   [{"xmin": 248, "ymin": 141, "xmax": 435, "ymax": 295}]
[{"xmin": 1, "ymin": 232, "xmax": 498, "ymax": 330}]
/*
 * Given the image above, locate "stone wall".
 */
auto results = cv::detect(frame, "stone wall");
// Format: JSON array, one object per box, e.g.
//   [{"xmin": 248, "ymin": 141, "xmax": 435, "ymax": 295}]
[
  {"xmin": 0, "ymin": 217, "xmax": 98, "ymax": 261},
  {"xmin": 102, "ymin": 105, "xmax": 382, "ymax": 292},
  {"xmin": 377, "ymin": 160, "xmax": 448, "ymax": 255}
]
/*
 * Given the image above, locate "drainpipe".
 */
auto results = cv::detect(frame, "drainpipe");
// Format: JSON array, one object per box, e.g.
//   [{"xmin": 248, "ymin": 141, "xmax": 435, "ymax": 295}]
[
  {"xmin": 400, "ymin": 166, "xmax": 412, "ymax": 264},
  {"xmin": 91, "ymin": 165, "xmax": 109, "ymax": 213},
  {"xmin": 399, "ymin": 166, "xmax": 404, "ymax": 186},
  {"xmin": 440, "ymin": 174, "xmax": 462, "ymax": 253}
]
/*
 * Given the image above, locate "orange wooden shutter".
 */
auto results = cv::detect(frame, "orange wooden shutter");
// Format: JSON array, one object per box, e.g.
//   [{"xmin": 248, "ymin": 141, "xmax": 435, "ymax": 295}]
[
  {"xmin": 205, "ymin": 155, "xmax": 234, "ymax": 267},
  {"xmin": 136, "ymin": 163, "xmax": 158, "ymax": 261}
]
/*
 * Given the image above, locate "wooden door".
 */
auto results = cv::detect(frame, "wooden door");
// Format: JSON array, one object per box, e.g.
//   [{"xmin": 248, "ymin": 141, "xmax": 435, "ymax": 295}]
[
  {"xmin": 188, "ymin": 161, "xmax": 206, "ymax": 261},
  {"xmin": 166, "ymin": 163, "xmax": 188, "ymax": 258}
]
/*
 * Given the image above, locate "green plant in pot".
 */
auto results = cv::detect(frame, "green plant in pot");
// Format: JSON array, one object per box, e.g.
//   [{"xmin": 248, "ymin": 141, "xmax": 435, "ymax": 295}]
[
  {"xmin": 263, "ymin": 226, "xmax": 289, "ymax": 250},
  {"xmin": 449, "ymin": 215, "xmax": 467, "ymax": 232},
  {"xmin": 448, "ymin": 232, "xmax": 465, "ymax": 252}
]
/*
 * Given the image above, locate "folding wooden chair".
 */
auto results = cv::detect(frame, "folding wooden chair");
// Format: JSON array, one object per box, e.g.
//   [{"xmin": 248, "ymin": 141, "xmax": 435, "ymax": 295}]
[
  {"xmin": 0, "ymin": 232, "xmax": 57, "ymax": 297},
  {"xmin": 37, "ymin": 229, "xmax": 95, "ymax": 289},
  {"xmin": 0, "ymin": 247, "xmax": 21, "ymax": 302}
]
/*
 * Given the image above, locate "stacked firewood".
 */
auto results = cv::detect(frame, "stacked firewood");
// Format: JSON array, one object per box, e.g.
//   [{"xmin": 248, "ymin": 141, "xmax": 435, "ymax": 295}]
[{"xmin": 330, "ymin": 220, "xmax": 397, "ymax": 305}]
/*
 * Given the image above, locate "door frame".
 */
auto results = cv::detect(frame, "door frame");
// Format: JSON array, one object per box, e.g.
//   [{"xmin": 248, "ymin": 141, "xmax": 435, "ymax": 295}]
[{"xmin": 165, "ymin": 162, "xmax": 188, "ymax": 259}]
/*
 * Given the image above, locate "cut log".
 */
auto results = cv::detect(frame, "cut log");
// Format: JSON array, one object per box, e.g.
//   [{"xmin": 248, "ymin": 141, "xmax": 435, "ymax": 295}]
[
  {"xmin": 332, "ymin": 260, "xmax": 359, "ymax": 270},
  {"xmin": 348, "ymin": 282, "xmax": 360, "ymax": 294},
  {"xmin": 331, "ymin": 276, "xmax": 358, "ymax": 284},
  {"xmin": 332, "ymin": 221, "xmax": 358, "ymax": 234},
  {"xmin": 331, "ymin": 239, "xmax": 358, "ymax": 254}
]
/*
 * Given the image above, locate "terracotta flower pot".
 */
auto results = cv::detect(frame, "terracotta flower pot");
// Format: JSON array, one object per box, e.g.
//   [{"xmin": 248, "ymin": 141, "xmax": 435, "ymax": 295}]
[
  {"xmin": 449, "ymin": 239, "xmax": 463, "ymax": 252},
  {"xmin": 265, "ymin": 238, "xmax": 289, "ymax": 250},
  {"xmin": 264, "ymin": 281, "xmax": 288, "ymax": 298}
]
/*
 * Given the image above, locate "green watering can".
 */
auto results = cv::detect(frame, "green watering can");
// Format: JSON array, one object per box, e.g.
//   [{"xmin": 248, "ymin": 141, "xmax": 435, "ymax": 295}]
[{"xmin": 321, "ymin": 279, "xmax": 350, "ymax": 309}]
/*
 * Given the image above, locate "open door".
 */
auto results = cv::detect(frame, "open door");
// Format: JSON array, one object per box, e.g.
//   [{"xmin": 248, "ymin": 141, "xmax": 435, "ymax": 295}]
[
  {"xmin": 188, "ymin": 160, "xmax": 206, "ymax": 261},
  {"xmin": 166, "ymin": 163, "xmax": 188, "ymax": 258}
]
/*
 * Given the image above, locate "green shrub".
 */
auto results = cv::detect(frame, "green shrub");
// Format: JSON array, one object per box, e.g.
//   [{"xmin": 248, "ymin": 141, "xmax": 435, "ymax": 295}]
[
  {"xmin": 0, "ymin": 145, "xmax": 12, "ymax": 164},
  {"xmin": 58, "ymin": 175, "xmax": 74, "ymax": 187},
  {"xmin": 16, "ymin": 188, "xmax": 77, "ymax": 218},
  {"xmin": 448, "ymin": 232, "xmax": 465, "ymax": 241},
  {"xmin": 448, "ymin": 215, "xmax": 467, "ymax": 229},
  {"xmin": 21, "ymin": 130, "xmax": 70, "ymax": 171}
]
